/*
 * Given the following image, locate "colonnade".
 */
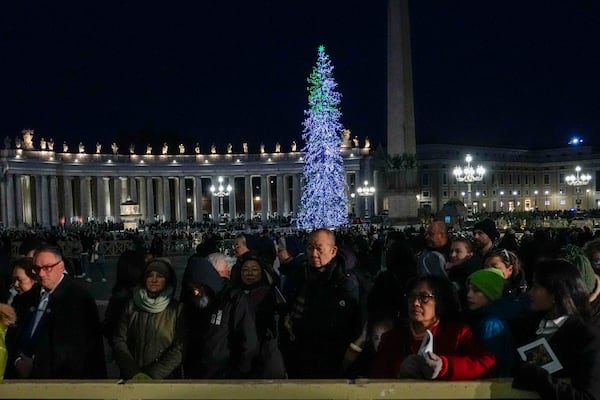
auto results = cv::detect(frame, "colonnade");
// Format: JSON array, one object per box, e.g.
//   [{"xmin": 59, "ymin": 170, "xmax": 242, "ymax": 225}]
[{"xmin": 0, "ymin": 172, "xmax": 309, "ymax": 227}]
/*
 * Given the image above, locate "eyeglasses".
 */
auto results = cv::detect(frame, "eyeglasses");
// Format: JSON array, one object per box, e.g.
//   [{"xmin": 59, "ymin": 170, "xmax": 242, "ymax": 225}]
[
  {"xmin": 34, "ymin": 260, "xmax": 61, "ymax": 274},
  {"xmin": 407, "ymin": 292, "xmax": 435, "ymax": 304}
]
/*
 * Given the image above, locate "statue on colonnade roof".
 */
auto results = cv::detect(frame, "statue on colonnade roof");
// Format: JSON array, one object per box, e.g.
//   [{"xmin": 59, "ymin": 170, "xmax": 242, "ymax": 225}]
[
  {"xmin": 179, "ymin": 143, "xmax": 185, "ymax": 154},
  {"xmin": 21, "ymin": 129, "xmax": 34, "ymax": 150},
  {"xmin": 162, "ymin": 142, "xmax": 168, "ymax": 155},
  {"xmin": 40, "ymin": 137, "xmax": 47, "ymax": 150},
  {"xmin": 275, "ymin": 142, "xmax": 281, "ymax": 153},
  {"xmin": 96, "ymin": 142, "xmax": 101, "ymax": 153},
  {"xmin": 291, "ymin": 140, "xmax": 297, "ymax": 152},
  {"xmin": 211, "ymin": 143, "xmax": 216, "ymax": 154},
  {"xmin": 78, "ymin": 142, "xmax": 85, "ymax": 153},
  {"xmin": 146, "ymin": 144, "xmax": 152, "ymax": 155},
  {"xmin": 227, "ymin": 143, "xmax": 233, "ymax": 154},
  {"xmin": 111, "ymin": 142, "xmax": 118, "ymax": 154},
  {"xmin": 63, "ymin": 142, "xmax": 69, "ymax": 153},
  {"xmin": 194, "ymin": 143, "xmax": 200, "ymax": 154},
  {"xmin": 129, "ymin": 144, "xmax": 135, "ymax": 154},
  {"xmin": 243, "ymin": 142, "xmax": 248, "ymax": 153},
  {"xmin": 48, "ymin": 138, "xmax": 54, "ymax": 151}
]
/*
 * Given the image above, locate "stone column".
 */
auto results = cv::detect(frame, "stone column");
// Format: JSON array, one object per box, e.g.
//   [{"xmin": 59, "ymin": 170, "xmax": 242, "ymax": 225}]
[
  {"xmin": 146, "ymin": 177, "xmax": 155, "ymax": 222},
  {"xmin": 138, "ymin": 177, "xmax": 147, "ymax": 220},
  {"xmin": 194, "ymin": 177, "xmax": 203, "ymax": 222},
  {"xmin": 96, "ymin": 177, "xmax": 105, "ymax": 222},
  {"xmin": 156, "ymin": 178, "xmax": 164, "ymax": 222},
  {"xmin": 282, "ymin": 175, "xmax": 291, "ymax": 216},
  {"xmin": 15, "ymin": 174, "xmax": 23, "ymax": 227},
  {"xmin": 112, "ymin": 177, "xmax": 122, "ymax": 222},
  {"xmin": 5, "ymin": 174, "xmax": 15, "ymax": 228},
  {"xmin": 21, "ymin": 176, "xmax": 33, "ymax": 226},
  {"xmin": 40, "ymin": 175, "xmax": 49, "ymax": 226},
  {"xmin": 210, "ymin": 177, "xmax": 219, "ymax": 220},
  {"xmin": 33, "ymin": 176, "xmax": 42, "ymax": 226},
  {"xmin": 50, "ymin": 176, "xmax": 59, "ymax": 226},
  {"xmin": 63, "ymin": 176, "xmax": 73, "ymax": 224},
  {"xmin": 292, "ymin": 174, "xmax": 301, "ymax": 216},
  {"xmin": 120, "ymin": 178, "xmax": 128, "ymax": 203},
  {"xmin": 129, "ymin": 176, "xmax": 137, "ymax": 202},
  {"xmin": 228, "ymin": 176, "xmax": 236, "ymax": 219},
  {"xmin": 0, "ymin": 177, "xmax": 7, "ymax": 227},
  {"xmin": 80, "ymin": 177, "xmax": 92, "ymax": 221},
  {"xmin": 178, "ymin": 177, "xmax": 187, "ymax": 222},
  {"xmin": 260, "ymin": 175, "xmax": 269, "ymax": 222},
  {"xmin": 244, "ymin": 175, "xmax": 253, "ymax": 220},
  {"xmin": 162, "ymin": 177, "xmax": 171, "ymax": 222},
  {"xmin": 276, "ymin": 174, "xmax": 284, "ymax": 217}
]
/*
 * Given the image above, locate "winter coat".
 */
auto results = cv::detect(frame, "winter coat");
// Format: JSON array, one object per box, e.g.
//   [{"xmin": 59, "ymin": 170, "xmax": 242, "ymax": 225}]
[
  {"xmin": 513, "ymin": 316, "xmax": 600, "ymax": 400},
  {"xmin": 8, "ymin": 275, "xmax": 106, "ymax": 379},
  {"xmin": 112, "ymin": 295, "xmax": 184, "ymax": 379},
  {"xmin": 466, "ymin": 306, "xmax": 514, "ymax": 376},
  {"xmin": 369, "ymin": 320, "xmax": 497, "ymax": 380},
  {"xmin": 282, "ymin": 257, "xmax": 362, "ymax": 378},
  {"xmin": 183, "ymin": 287, "xmax": 259, "ymax": 378}
]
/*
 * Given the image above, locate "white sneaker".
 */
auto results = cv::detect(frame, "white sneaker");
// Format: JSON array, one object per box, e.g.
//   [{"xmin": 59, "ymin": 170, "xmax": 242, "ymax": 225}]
[
  {"xmin": 101, "ymin": 278, "xmax": 107, "ymax": 283},
  {"xmin": 85, "ymin": 277, "xmax": 92, "ymax": 283}
]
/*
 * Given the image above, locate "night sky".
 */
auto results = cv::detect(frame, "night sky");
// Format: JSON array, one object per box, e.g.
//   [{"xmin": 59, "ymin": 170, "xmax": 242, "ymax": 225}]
[{"xmin": 1, "ymin": 1, "xmax": 599, "ymax": 152}]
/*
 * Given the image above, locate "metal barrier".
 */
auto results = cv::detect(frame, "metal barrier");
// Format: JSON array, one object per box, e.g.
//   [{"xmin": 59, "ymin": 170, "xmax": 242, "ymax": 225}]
[{"xmin": 0, "ymin": 379, "xmax": 539, "ymax": 400}]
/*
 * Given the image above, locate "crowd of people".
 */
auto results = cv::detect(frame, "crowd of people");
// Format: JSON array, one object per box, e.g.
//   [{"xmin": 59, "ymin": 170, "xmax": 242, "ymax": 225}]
[{"xmin": 0, "ymin": 220, "xmax": 600, "ymax": 400}]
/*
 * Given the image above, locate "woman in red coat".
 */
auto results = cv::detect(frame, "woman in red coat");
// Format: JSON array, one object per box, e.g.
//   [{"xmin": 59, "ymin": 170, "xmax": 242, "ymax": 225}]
[{"xmin": 369, "ymin": 275, "xmax": 497, "ymax": 380}]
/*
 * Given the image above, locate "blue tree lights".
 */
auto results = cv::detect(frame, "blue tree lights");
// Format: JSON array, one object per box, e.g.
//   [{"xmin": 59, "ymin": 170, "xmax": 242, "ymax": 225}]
[{"xmin": 298, "ymin": 45, "xmax": 348, "ymax": 230}]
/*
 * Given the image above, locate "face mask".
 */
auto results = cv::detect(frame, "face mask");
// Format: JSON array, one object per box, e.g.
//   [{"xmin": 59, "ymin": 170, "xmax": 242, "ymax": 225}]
[{"xmin": 192, "ymin": 294, "xmax": 211, "ymax": 309}]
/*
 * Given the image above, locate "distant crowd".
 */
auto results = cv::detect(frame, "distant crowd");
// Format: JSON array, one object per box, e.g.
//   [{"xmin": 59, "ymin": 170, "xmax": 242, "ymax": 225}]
[{"xmin": 1, "ymin": 220, "xmax": 600, "ymax": 400}]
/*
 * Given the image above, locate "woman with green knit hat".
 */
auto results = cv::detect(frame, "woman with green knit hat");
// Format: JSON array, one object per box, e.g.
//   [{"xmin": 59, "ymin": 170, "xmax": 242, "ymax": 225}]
[{"xmin": 465, "ymin": 268, "xmax": 514, "ymax": 376}]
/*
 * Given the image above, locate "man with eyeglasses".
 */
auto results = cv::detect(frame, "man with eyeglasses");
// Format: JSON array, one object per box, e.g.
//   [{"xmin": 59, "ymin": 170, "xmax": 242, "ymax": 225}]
[{"xmin": 8, "ymin": 244, "xmax": 106, "ymax": 379}]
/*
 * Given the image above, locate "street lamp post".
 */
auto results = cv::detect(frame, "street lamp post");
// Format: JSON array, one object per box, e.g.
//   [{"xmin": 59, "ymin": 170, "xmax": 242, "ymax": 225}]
[
  {"xmin": 533, "ymin": 190, "xmax": 539, "ymax": 210},
  {"xmin": 453, "ymin": 154, "xmax": 485, "ymax": 209},
  {"xmin": 500, "ymin": 191, "xmax": 505, "ymax": 212},
  {"xmin": 209, "ymin": 176, "xmax": 232, "ymax": 218},
  {"xmin": 356, "ymin": 180, "xmax": 375, "ymax": 217},
  {"xmin": 566, "ymin": 166, "xmax": 592, "ymax": 211},
  {"xmin": 544, "ymin": 190, "xmax": 550, "ymax": 210}
]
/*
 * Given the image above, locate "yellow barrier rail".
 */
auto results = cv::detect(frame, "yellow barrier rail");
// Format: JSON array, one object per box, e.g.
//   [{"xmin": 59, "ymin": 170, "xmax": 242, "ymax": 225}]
[{"xmin": 0, "ymin": 379, "xmax": 539, "ymax": 400}]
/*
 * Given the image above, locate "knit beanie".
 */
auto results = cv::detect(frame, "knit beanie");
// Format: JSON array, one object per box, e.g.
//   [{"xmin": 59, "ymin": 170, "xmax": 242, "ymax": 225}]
[
  {"xmin": 144, "ymin": 257, "xmax": 175, "ymax": 287},
  {"xmin": 561, "ymin": 244, "xmax": 597, "ymax": 293},
  {"xmin": 468, "ymin": 268, "xmax": 505, "ymax": 301},
  {"xmin": 473, "ymin": 219, "xmax": 500, "ymax": 242}
]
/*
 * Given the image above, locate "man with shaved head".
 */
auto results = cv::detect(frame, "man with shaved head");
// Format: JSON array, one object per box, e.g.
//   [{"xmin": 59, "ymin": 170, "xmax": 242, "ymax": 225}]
[
  {"xmin": 281, "ymin": 228, "xmax": 362, "ymax": 378},
  {"xmin": 416, "ymin": 220, "xmax": 449, "ymax": 277}
]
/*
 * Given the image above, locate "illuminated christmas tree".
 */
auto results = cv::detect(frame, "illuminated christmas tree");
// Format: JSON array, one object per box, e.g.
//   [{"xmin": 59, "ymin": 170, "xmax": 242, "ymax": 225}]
[{"xmin": 298, "ymin": 45, "xmax": 348, "ymax": 229}]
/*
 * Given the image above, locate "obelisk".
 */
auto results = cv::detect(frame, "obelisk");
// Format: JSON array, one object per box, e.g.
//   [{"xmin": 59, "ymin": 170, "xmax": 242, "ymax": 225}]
[{"xmin": 385, "ymin": 0, "xmax": 418, "ymax": 223}]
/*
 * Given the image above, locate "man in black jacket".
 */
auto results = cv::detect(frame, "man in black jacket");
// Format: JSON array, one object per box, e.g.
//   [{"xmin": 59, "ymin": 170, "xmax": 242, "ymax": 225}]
[
  {"xmin": 9, "ymin": 244, "xmax": 106, "ymax": 379},
  {"xmin": 282, "ymin": 229, "xmax": 362, "ymax": 378},
  {"xmin": 181, "ymin": 255, "xmax": 258, "ymax": 378}
]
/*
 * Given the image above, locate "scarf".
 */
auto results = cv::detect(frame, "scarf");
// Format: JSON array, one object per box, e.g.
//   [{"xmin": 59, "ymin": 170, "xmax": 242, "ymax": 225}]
[{"xmin": 133, "ymin": 286, "xmax": 174, "ymax": 313}]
